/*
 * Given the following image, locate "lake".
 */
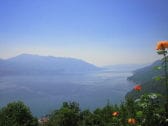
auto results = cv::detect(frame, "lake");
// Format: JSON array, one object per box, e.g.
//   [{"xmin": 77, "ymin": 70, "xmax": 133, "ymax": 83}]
[{"xmin": 0, "ymin": 69, "xmax": 134, "ymax": 117}]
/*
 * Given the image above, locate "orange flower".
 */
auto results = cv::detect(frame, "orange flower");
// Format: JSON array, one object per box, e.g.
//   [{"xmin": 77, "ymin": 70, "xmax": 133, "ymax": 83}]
[
  {"xmin": 128, "ymin": 118, "xmax": 136, "ymax": 124},
  {"xmin": 156, "ymin": 41, "xmax": 168, "ymax": 50},
  {"xmin": 134, "ymin": 85, "xmax": 142, "ymax": 91},
  {"xmin": 112, "ymin": 111, "xmax": 119, "ymax": 116}
]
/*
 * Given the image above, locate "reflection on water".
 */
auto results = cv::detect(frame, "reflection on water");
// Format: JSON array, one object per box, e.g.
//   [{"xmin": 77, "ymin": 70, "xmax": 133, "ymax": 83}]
[{"xmin": 0, "ymin": 70, "xmax": 134, "ymax": 117}]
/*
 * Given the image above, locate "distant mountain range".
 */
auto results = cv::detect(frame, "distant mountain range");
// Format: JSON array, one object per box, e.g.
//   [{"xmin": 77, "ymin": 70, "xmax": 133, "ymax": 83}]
[{"xmin": 0, "ymin": 54, "xmax": 100, "ymax": 75}]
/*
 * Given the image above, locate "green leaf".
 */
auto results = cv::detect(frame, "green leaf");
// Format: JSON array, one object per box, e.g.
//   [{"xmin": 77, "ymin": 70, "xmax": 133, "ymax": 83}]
[
  {"xmin": 153, "ymin": 66, "xmax": 162, "ymax": 70},
  {"xmin": 136, "ymin": 111, "xmax": 143, "ymax": 117},
  {"xmin": 153, "ymin": 76, "xmax": 162, "ymax": 81},
  {"xmin": 157, "ymin": 50, "xmax": 167, "ymax": 55}
]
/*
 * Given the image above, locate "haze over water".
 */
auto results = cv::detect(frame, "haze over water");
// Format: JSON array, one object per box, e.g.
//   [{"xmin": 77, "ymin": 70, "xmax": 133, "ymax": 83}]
[{"xmin": 0, "ymin": 69, "xmax": 134, "ymax": 117}]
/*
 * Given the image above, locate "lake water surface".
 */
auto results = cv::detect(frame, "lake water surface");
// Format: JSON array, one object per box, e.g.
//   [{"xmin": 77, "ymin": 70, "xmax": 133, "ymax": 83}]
[{"xmin": 0, "ymin": 70, "xmax": 134, "ymax": 117}]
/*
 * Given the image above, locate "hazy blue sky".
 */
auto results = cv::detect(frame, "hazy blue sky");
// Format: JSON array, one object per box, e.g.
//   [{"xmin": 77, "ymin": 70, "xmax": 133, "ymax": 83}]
[{"xmin": 0, "ymin": 0, "xmax": 168, "ymax": 66}]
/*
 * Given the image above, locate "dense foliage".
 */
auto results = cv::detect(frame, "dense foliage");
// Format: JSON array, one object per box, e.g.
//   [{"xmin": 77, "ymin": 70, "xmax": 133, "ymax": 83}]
[
  {"xmin": 1, "ymin": 97, "xmax": 167, "ymax": 126},
  {"xmin": 42, "ymin": 95, "xmax": 167, "ymax": 126},
  {"xmin": 46, "ymin": 102, "xmax": 80, "ymax": 126},
  {"xmin": 0, "ymin": 101, "xmax": 38, "ymax": 126}
]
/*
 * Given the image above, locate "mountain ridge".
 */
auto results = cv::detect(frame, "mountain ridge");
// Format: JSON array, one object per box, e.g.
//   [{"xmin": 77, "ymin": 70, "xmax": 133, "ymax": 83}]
[{"xmin": 0, "ymin": 54, "xmax": 100, "ymax": 75}]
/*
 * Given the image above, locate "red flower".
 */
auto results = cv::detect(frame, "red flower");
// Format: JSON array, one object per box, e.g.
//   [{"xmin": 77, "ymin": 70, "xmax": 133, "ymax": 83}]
[
  {"xmin": 128, "ymin": 118, "xmax": 136, "ymax": 124},
  {"xmin": 134, "ymin": 85, "xmax": 142, "ymax": 91},
  {"xmin": 112, "ymin": 111, "xmax": 119, "ymax": 116}
]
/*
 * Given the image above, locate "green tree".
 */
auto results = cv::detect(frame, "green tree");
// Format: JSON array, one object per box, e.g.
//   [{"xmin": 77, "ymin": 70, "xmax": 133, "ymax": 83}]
[
  {"xmin": 0, "ymin": 101, "xmax": 38, "ymax": 126},
  {"xmin": 79, "ymin": 109, "xmax": 93, "ymax": 126},
  {"xmin": 48, "ymin": 102, "xmax": 80, "ymax": 126}
]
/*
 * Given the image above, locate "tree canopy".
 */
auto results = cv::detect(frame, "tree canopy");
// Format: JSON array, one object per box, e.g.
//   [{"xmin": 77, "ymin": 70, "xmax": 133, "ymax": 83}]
[{"xmin": 0, "ymin": 101, "xmax": 38, "ymax": 126}]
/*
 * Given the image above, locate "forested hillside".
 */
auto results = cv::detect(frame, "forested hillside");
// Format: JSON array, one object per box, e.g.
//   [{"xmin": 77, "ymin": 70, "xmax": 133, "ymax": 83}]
[
  {"xmin": 126, "ymin": 59, "xmax": 167, "ymax": 100},
  {"xmin": 127, "ymin": 60, "xmax": 163, "ymax": 83}
]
